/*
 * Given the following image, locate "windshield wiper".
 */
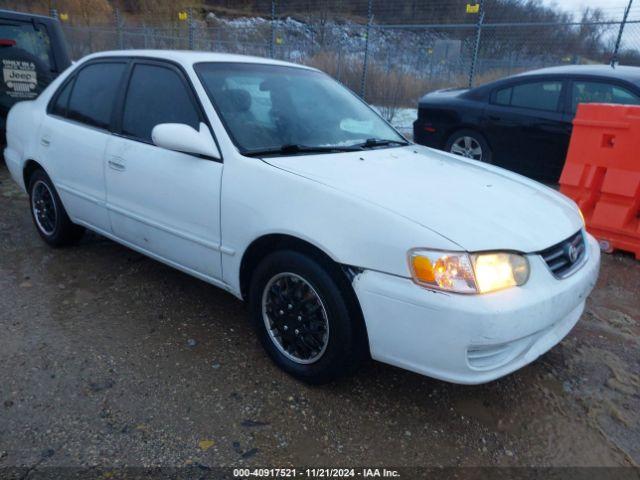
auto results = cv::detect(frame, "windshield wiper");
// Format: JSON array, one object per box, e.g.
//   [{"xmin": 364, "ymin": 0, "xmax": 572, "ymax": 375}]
[
  {"xmin": 356, "ymin": 138, "xmax": 409, "ymax": 149},
  {"xmin": 244, "ymin": 143, "xmax": 362, "ymax": 157}
]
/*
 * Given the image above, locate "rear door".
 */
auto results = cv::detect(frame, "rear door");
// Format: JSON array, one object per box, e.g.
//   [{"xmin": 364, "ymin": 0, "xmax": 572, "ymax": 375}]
[
  {"xmin": 40, "ymin": 60, "xmax": 127, "ymax": 232},
  {"xmin": 483, "ymin": 78, "xmax": 570, "ymax": 181},
  {"xmin": 104, "ymin": 60, "xmax": 224, "ymax": 280}
]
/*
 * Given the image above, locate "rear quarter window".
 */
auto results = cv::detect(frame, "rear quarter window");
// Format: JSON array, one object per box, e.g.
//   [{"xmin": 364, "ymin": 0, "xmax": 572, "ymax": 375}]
[
  {"xmin": 50, "ymin": 77, "xmax": 74, "ymax": 117},
  {"xmin": 494, "ymin": 87, "xmax": 512, "ymax": 105}
]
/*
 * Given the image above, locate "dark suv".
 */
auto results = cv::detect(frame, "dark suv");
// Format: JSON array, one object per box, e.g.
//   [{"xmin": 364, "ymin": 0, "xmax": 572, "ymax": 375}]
[{"xmin": 0, "ymin": 9, "xmax": 71, "ymax": 144}]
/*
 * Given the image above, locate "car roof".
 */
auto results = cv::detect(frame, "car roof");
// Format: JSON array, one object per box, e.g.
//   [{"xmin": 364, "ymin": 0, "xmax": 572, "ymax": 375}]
[
  {"xmin": 81, "ymin": 49, "xmax": 317, "ymax": 71},
  {"xmin": 513, "ymin": 64, "xmax": 640, "ymax": 84},
  {"xmin": 466, "ymin": 64, "xmax": 640, "ymax": 97},
  {"xmin": 0, "ymin": 9, "xmax": 57, "ymax": 23}
]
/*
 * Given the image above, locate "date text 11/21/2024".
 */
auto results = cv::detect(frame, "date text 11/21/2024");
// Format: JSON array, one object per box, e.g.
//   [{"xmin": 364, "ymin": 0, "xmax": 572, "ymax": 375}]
[{"xmin": 232, "ymin": 468, "xmax": 401, "ymax": 478}]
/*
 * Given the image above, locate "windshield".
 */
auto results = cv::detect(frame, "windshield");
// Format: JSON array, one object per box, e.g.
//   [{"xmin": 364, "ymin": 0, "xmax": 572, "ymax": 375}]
[{"xmin": 194, "ymin": 62, "xmax": 406, "ymax": 155}]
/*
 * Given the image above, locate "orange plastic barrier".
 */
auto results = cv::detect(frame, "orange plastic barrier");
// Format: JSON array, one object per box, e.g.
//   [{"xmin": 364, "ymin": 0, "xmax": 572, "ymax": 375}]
[{"xmin": 559, "ymin": 103, "xmax": 640, "ymax": 260}]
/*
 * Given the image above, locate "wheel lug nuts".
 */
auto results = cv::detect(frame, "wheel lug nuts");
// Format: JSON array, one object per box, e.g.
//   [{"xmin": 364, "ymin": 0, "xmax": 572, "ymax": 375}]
[
  {"xmin": 287, "ymin": 304, "xmax": 293, "ymax": 310},
  {"xmin": 297, "ymin": 316, "xmax": 302, "ymax": 321},
  {"xmin": 283, "ymin": 325, "xmax": 288, "ymax": 331},
  {"xmin": 294, "ymin": 329, "xmax": 299, "ymax": 335},
  {"xmin": 279, "ymin": 310, "xmax": 284, "ymax": 315}
]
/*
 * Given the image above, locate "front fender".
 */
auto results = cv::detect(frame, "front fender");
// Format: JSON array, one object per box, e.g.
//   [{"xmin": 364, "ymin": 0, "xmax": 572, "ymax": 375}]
[{"xmin": 220, "ymin": 156, "xmax": 460, "ymax": 295}]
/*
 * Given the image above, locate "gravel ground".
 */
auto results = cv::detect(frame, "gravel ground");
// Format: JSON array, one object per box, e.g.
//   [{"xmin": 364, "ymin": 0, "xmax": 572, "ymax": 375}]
[{"xmin": 0, "ymin": 162, "xmax": 638, "ymax": 471}]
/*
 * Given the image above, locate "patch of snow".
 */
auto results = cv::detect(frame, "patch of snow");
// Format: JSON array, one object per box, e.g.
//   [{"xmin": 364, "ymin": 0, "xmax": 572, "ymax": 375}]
[{"xmin": 372, "ymin": 106, "xmax": 416, "ymax": 135}]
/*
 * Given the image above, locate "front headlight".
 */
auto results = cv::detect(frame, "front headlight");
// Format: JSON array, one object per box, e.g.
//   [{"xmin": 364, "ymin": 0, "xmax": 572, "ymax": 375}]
[
  {"xmin": 470, "ymin": 252, "xmax": 529, "ymax": 293},
  {"xmin": 409, "ymin": 249, "xmax": 529, "ymax": 294}
]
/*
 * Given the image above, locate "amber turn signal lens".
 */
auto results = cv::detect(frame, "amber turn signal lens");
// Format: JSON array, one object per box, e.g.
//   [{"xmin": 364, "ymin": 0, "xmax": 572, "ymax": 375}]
[
  {"xmin": 409, "ymin": 251, "xmax": 477, "ymax": 293},
  {"xmin": 412, "ymin": 255, "xmax": 435, "ymax": 283}
]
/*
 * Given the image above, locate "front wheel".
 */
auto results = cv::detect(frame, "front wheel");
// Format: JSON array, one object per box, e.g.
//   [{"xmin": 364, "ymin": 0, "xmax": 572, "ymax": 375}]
[
  {"xmin": 28, "ymin": 169, "xmax": 85, "ymax": 247},
  {"xmin": 249, "ymin": 250, "xmax": 366, "ymax": 384},
  {"xmin": 445, "ymin": 129, "xmax": 492, "ymax": 163}
]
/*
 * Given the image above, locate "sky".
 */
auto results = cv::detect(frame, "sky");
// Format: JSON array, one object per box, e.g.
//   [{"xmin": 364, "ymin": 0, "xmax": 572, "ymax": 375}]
[
  {"xmin": 539, "ymin": 0, "xmax": 639, "ymax": 50},
  {"xmin": 541, "ymin": 0, "xmax": 637, "ymax": 20}
]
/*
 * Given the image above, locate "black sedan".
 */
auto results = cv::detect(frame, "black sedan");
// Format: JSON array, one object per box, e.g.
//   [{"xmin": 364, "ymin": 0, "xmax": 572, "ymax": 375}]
[{"xmin": 413, "ymin": 65, "xmax": 640, "ymax": 182}]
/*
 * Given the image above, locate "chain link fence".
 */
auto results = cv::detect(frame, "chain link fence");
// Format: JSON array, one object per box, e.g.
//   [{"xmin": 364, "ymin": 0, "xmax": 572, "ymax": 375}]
[{"xmin": 11, "ymin": 0, "xmax": 640, "ymax": 120}]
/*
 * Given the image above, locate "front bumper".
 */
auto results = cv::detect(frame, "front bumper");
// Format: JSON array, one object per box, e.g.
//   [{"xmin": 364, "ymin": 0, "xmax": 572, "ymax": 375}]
[{"xmin": 353, "ymin": 233, "xmax": 600, "ymax": 384}]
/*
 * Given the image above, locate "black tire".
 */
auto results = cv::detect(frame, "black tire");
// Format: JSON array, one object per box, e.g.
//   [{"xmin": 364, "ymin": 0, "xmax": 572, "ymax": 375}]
[
  {"xmin": 249, "ymin": 250, "xmax": 367, "ymax": 384},
  {"xmin": 28, "ymin": 169, "xmax": 85, "ymax": 247},
  {"xmin": 445, "ymin": 129, "xmax": 493, "ymax": 163}
]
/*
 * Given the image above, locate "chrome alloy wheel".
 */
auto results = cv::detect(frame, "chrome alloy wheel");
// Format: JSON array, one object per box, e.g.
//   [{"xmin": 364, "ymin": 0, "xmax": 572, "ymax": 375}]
[
  {"xmin": 31, "ymin": 180, "xmax": 58, "ymax": 236},
  {"xmin": 450, "ymin": 136, "xmax": 483, "ymax": 160},
  {"xmin": 261, "ymin": 272, "xmax": 330, "ymax": 364}
]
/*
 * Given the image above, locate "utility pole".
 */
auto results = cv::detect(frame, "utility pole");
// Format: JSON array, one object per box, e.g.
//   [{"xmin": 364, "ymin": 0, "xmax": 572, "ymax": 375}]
[
  {"xmin": 188, "ymin": 7, "xmax": 195, "ymax": 50},
  {"xmin": 114, "ymin": 7, "xmax": 123, "ymax": 50},
  {"xmin": 360, "ymin": 0, "xmax": 373, "ymax": 100},
  {"xmin": 468, "ymin": 0, "xmax": 485, "ymax": 88},
  {"xmin": 49, "ymin": 0, "xmax": 58, "ymax": 19},
  {"xmin": 611, "ymin": 0, "xmax": 634, "ymax": 67},
  {"xmin": 270, "ymin": 1, "xmax": 276, "ymax": 58}
]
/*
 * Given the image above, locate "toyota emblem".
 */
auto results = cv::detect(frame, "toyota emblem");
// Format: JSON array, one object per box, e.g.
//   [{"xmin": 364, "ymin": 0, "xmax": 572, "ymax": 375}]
[{"xmin": 566, "ymin": 244, "xmax": 578, "ymax": 263}]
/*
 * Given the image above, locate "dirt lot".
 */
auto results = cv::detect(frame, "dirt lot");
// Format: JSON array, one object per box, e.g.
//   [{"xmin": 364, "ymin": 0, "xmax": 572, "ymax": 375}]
[{"xmin": 0, "ymin": 162, "xmax": 639, "ymax": 472}]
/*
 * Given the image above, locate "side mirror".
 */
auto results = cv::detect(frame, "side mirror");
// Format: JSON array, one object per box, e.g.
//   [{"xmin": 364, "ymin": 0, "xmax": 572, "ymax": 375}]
[{"xmin": 151, "ymin": 122, "xmax": 220, "ymax": 159}]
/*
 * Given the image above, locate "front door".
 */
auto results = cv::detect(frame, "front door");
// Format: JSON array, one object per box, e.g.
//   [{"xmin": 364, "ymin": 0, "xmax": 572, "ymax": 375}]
[{"xmin": 104, "ymin": 60, "xmax": 223, "ymax": 280}]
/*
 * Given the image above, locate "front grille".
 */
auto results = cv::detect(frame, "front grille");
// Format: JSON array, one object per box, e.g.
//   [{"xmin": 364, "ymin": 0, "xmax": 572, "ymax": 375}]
[{"xmin": 539, "ymin": 230, "xmax": 586, "ymax": 279}]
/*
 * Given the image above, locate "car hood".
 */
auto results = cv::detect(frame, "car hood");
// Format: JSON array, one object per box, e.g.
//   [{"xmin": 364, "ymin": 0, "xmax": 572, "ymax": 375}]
[{"xmin": 264, "ymin": 146, "xmax": 581, "ymax": 252}]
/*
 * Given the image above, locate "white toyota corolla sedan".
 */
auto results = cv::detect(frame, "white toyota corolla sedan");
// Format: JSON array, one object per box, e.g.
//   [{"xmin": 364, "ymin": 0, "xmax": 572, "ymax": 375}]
[{"xmin": 4, "ymin": 50, "xmax": 600, "ymax": 384}]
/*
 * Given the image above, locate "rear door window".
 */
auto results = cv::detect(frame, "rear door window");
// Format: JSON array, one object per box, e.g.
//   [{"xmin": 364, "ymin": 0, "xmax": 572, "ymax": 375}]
[
  {"xmin": 67, "ymin": 62, "xmax": 126, "ymax": 130},
  {"xmin": 121, "ymin": 63, "xmax": 201, "ymax": 143},
  {"xmin": 494, "ymin": 80, "xmax": 563, "ymax": 112},
  {"xmin": 571, "ymin": 80, "xmax": 640, "ymax": 113}
]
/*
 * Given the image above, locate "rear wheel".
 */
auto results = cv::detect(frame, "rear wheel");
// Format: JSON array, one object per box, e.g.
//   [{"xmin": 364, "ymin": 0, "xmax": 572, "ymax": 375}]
[
  {"xmin": 249, "ymin": 250, "xmax": 366, "ymax": 384},
  {"xmin": 28, "ymin": 169, "xmax": 85, "ymax": 247},
  {"xmin": 445, "ymin": 129, "xmax": 492, "ymax": 163}
]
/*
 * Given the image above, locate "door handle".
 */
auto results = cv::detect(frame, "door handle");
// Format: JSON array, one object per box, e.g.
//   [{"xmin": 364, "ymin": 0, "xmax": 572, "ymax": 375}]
[
  {"xmin": 107, "ymin": 157, "xmax": 126, "ymax": 171},
  {"xmin": 40, "ymin": 136, "xmax": 51, "ymax": 147},
  {"xmin": 535, "ymin": 122, "xmax": 569, "ymax": 133}
]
